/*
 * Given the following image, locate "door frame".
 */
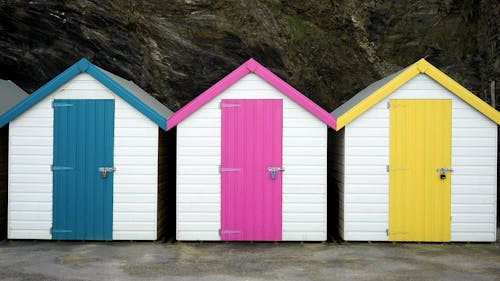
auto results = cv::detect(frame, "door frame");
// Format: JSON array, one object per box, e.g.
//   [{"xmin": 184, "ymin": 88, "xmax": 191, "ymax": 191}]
[
  {"xmin": 388, "ymin": 99, "xmax": 452, "ymax": 242},
  {"xmin": 220, "ymin": 99, "xmax": 283, "ymax": 241},
  {"xmin": 52, "ymin": 99, "xmax": 115, "ymax": 240}
]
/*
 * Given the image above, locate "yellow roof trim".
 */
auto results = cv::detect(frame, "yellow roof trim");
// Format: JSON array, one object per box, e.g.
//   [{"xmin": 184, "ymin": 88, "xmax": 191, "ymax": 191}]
[
  {"xmin": 422, "ymin": 61, "xmax": 500, "ymax": 125},
  {"xmin": 336, "ymin": 58, "xmax": 500, "ymax": 130}
]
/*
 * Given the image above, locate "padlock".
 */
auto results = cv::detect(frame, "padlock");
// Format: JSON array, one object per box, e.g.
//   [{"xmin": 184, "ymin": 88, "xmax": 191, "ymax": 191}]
[
  {"xmin": 440, "ymin": 173, "xmax": 446, "ymax": 180},
  {"xmin": 270, "ymin": 171, "xmax": 276, "ymax": 180}
]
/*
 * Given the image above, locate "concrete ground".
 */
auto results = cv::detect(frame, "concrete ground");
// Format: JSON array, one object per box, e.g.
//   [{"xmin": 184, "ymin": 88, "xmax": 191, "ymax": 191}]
[{"xmin": 0, "ymin": 240, "xmax": 499, "ymax": 281}]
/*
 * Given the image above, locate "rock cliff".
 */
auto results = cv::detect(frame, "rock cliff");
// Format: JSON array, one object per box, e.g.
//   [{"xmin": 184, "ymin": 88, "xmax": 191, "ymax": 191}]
[{"xmin": 0, "ymin": 0, "xmax": 498, "ymax": 110}]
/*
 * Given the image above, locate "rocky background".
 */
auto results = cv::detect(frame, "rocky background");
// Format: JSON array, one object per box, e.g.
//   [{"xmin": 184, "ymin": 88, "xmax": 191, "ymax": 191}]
[{"xmin": 0, "ymin": 0, "xmax": 498, "ymax": 111}]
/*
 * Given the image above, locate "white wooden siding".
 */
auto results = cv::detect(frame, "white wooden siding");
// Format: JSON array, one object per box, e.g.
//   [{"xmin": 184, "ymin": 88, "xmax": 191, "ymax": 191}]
[
  {"xmin": 343, "ymin": 74, "xmax": 497, "ymax": 241},
  {"xmin": 177, "ymin": 73, "xmax": 327, "ymax": 241},
  {"xmin": 8, "ymin": 73, "xmax": 159, "ymax": 240}
]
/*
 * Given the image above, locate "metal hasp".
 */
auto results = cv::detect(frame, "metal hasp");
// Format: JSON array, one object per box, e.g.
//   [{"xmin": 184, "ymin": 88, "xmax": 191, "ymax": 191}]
[
  {"xmin": 267, "ymin": 167, "xmax": 285, "ymax": 180},
  {"xmin": 436, "ymin": 167, "xmax": 453, "ymax": 180},
  {"xmin": 99, "ymin": 167, "xmax": 116, "ymax": 178}
]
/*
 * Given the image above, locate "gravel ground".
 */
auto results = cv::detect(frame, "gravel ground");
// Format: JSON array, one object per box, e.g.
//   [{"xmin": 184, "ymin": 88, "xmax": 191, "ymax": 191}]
[{"xmin": 0, "ymin": 239, "xmax": 499, "ymax": 281}]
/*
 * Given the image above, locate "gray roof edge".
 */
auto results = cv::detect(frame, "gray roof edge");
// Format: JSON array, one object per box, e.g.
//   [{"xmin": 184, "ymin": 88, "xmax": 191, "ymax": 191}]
[
  {"xmin": 0, "ymin": 79, "xmax": 29, "ymax": 116},
  {"xmin": 331, "ymin": 67, "xmax": 409, "ymax": 118},
  {"xmin": 95, "ymin": 66, "xmax": 173, "ymax": 119}
]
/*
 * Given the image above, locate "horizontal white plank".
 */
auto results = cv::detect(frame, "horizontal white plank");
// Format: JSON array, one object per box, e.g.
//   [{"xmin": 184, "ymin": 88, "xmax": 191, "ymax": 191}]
[
  {"xmin": 178, "ymin": 156, "xmax": 219, "ymax": 165},
  {"xmin": 282, "ymin": 222, "xmax": 325, "ymax": 232},
  {"xmin": 283, "ymin": 175, "xmax": 325, "ymax": 185},
  {"xmin": 9, "ymin": 155, "xmax": 51, "ymax": 165},
  {"xmin": 452, "ymin": 195, "xmax": 496, "ymax": 204},
  {"xmin": 450, "ymin": 233, "xmax": 496, "ymax": 242},
  {"xmin": 114, "ymin": 212, "xmax": 157, "ymax": 222},
  {"xmin": 345, "ymin": 194, "xmax": 388, "ymax": 204},
  {"xmin": 114, "ymin": 147, "xmax": 157, "ymax": 156},
  {"xmin": 283, "ymin": 127, "xmax": 324, "ymax": 137},
  {"xmin": 114, "ymin": 194, "xmax": 156, "ymax": 203},
  {"xmin": 176, "ymin": 231, "xmax": 219, "ymax": 241},
  {"xmin": 9, "ymin": 202, "xmax": 52, "ymax": 211},
  {"xmin": 452, "ymin": 185, "xmax": 495, "ymax": 195},
  {"xmin": 177, "ymin": 184, "xmax": 219, "ymax": 194},
  {"xmin": 112, "ymin": 222, "xmax": 156, "ymax": 231},
  {"xmin": 283, "ymin": 156, "xmax": 326, "ymax": 166},
  {"xmin": 115, "ymin": 165, "xmax": 158, "ymax": 175},
  {"xmin": 282, "ymin": 203, "xmax": 325, "ymax": 213},
  {"xmin": 178, "ymin": 194, "xmax": 219, "ymax": 204},
  {"xmin": 344, "ymin": 213, "xmax": 388, "ymax": 223},
  {"xmin": 178, "ymin": 137, "xmax": 220, "ymax": 147},
  {"xmin": 344, "ymin": 222, "xmax": 387, "ymax": 232},
  {"xmin": 177, "ymin": 222, "xmax": 219, "ymax": 232},
  {"xmin": 283, "ymin": 213, "xmax": 325, "ymax": 222},
  {"xmin": 178, "ymin": 212, "xmax": 219, "ymax": 222},
  {"xmin": 9, "ymin": 146, "xmax": 52, "ymax": 156},
  {"xmin": 177, "ymin": 203, "xmax": 219, "ymax": 213},
  {"xmin": 343, "ymin": 231, "xmax": 388, "ymax": 241},
  {"xmin": 177, "ymin": 147, "xmax": 220, "ymax": 156},
  {"xmin": 282, "ymin": 185, "xmax": 326, "ymax": 194},
  {"xmin": 9, "ymin": 174, "xmax": 51, "ymax": 183},
  {"xmin": 8, "ymin": 211, "xmax": 51, "ymax": 221},
  {"xmin": 177, "ymin": 175, "xmax": 219, "ymax": 184},
  {"xmin": 114, "ymin": 203, "xmax": 157, "ymax": 212},
  {"xmin": 114, "ymin": 175, "xmax": 156, "ymax": 184},
  {"xmin": 9, "ymin": 230, "xmax": 51, "ymax": 240},
  {"xmin": 451, "ymin": 204, "xmax": 496, "ymax": 213},
  {"xmin": 451, "ymin": 223, "xmax": 495, "ymax": 232},
  {"xmin": 453, "ymin": 157, "xmax": 497, "ymax": 166},
  {"xmin": 283, "ymin": 137, "xmax": 326, "ymax": 147},
  {"xmin": 283, "ymin": 194, "xmax": 325, "ymax": 203},
  {"xmin": 114, "ymin": 137, "xmax": 158, "ymax": 147},
  {"xmin": 113, "ymin": 231, "xmax": 156, "ymax": 240},
  {"xmin": 281, "ymin": 232, "xmax": 326, "ymax": 241},
  {"xmin": 8, "ymin": 183, "xmax": 52, "ymax": 193},
  {"xmin": 452, "ymin": 214, "xmax": 495, "ymax": 223}
]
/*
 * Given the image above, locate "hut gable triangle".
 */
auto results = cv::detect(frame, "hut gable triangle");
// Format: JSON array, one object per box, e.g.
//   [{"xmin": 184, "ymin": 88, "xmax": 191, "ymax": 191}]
[
  {"xmin": 332, "ymin": 58, "xmax": 500, "ymax": 130},
  {"xmin": 166, "ymin": 58, "xmax": 336, "ymax": 130},
  {"xmin": 0, "ymin": 58, "xmax": 172, "ymax": 130}
]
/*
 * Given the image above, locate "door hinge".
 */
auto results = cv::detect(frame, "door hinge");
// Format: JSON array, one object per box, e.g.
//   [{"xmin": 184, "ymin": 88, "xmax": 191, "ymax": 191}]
[
  {"xmin": 220, "ymin": 102, "xmax": 241, "ymax": 109},
  {"xmin": 387, "ymin": 102, "xmax": 390, "ymax": 109},
  {"xmin": 386, "ymin": 229, "xmax": 388, "ymax": 236},
  {"xmin": 51, "ymin": 165, "xmax": 74, "ymax": 171},
  {"xmin": 219, "ymin": 229, "xmax": 241, "ymax": 235},
  {"xmin": 219, "ymin": 166, "xmax": 241, "ymax": 173},
  {"xmin": 52, "ymin": 101, "xmax": 74, "ymax": 108},
  {"xmin": 386, "ymin": 165, "xmax": 389, "ymax": 172}
]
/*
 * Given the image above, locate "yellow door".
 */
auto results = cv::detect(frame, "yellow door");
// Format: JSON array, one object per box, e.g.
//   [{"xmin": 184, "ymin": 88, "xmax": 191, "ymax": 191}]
[{"xmin": 389, "ymin": 99, "xmax": 451, "ymax": 242}]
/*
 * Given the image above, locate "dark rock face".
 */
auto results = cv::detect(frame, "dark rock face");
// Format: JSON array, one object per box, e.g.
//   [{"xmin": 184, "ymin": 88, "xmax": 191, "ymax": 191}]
[{"xmin": 0, "ymin": 0, "xmax": 498, "ymax": 111}]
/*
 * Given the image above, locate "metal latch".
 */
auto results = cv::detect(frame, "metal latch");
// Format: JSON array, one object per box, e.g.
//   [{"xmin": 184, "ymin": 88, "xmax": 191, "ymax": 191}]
[
  {"xmin": 267, "ymin": 167, "xmax": 284, "ymax": 180},
  {"xmin": 436, "ymin": 167, "xmax": 453, "ymax": 180},
  {"xmin": 99, "ymin": 167, "xmax": 116, "ymax": 178}
]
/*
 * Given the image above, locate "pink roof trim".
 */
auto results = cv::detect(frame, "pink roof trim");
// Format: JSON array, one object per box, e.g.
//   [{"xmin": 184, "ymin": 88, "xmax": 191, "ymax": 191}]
[{"xmin": 166, "ymin": 58, "xmax": 336, "ymax": 130}]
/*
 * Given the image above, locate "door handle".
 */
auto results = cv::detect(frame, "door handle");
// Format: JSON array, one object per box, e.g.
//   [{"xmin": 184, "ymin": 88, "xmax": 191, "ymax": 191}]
[
  {"xmin": 267, "ymin": 167, "xmax": 284, "ymax": 180},
  {"xmin": 99, "ymin": 167, "xmax": 116, "ymax": 178}
]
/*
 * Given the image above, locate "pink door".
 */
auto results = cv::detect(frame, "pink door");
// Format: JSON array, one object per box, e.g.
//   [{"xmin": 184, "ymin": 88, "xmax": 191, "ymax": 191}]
[{"xmin": 220, "ymin": 99, "xmax": 283, "ymax": 241}]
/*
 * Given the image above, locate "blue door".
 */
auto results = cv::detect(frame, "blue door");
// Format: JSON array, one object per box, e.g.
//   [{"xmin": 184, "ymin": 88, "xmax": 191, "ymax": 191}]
[{"xmin": 52, "ymin": 100, "xmax": 114, "ymax": 240}]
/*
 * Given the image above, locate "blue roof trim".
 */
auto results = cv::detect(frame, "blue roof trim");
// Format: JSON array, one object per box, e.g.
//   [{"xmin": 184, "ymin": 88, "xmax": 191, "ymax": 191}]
[{"xmin": 0, "ymin": 58, "xmax": 167, "ymax": 130}]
